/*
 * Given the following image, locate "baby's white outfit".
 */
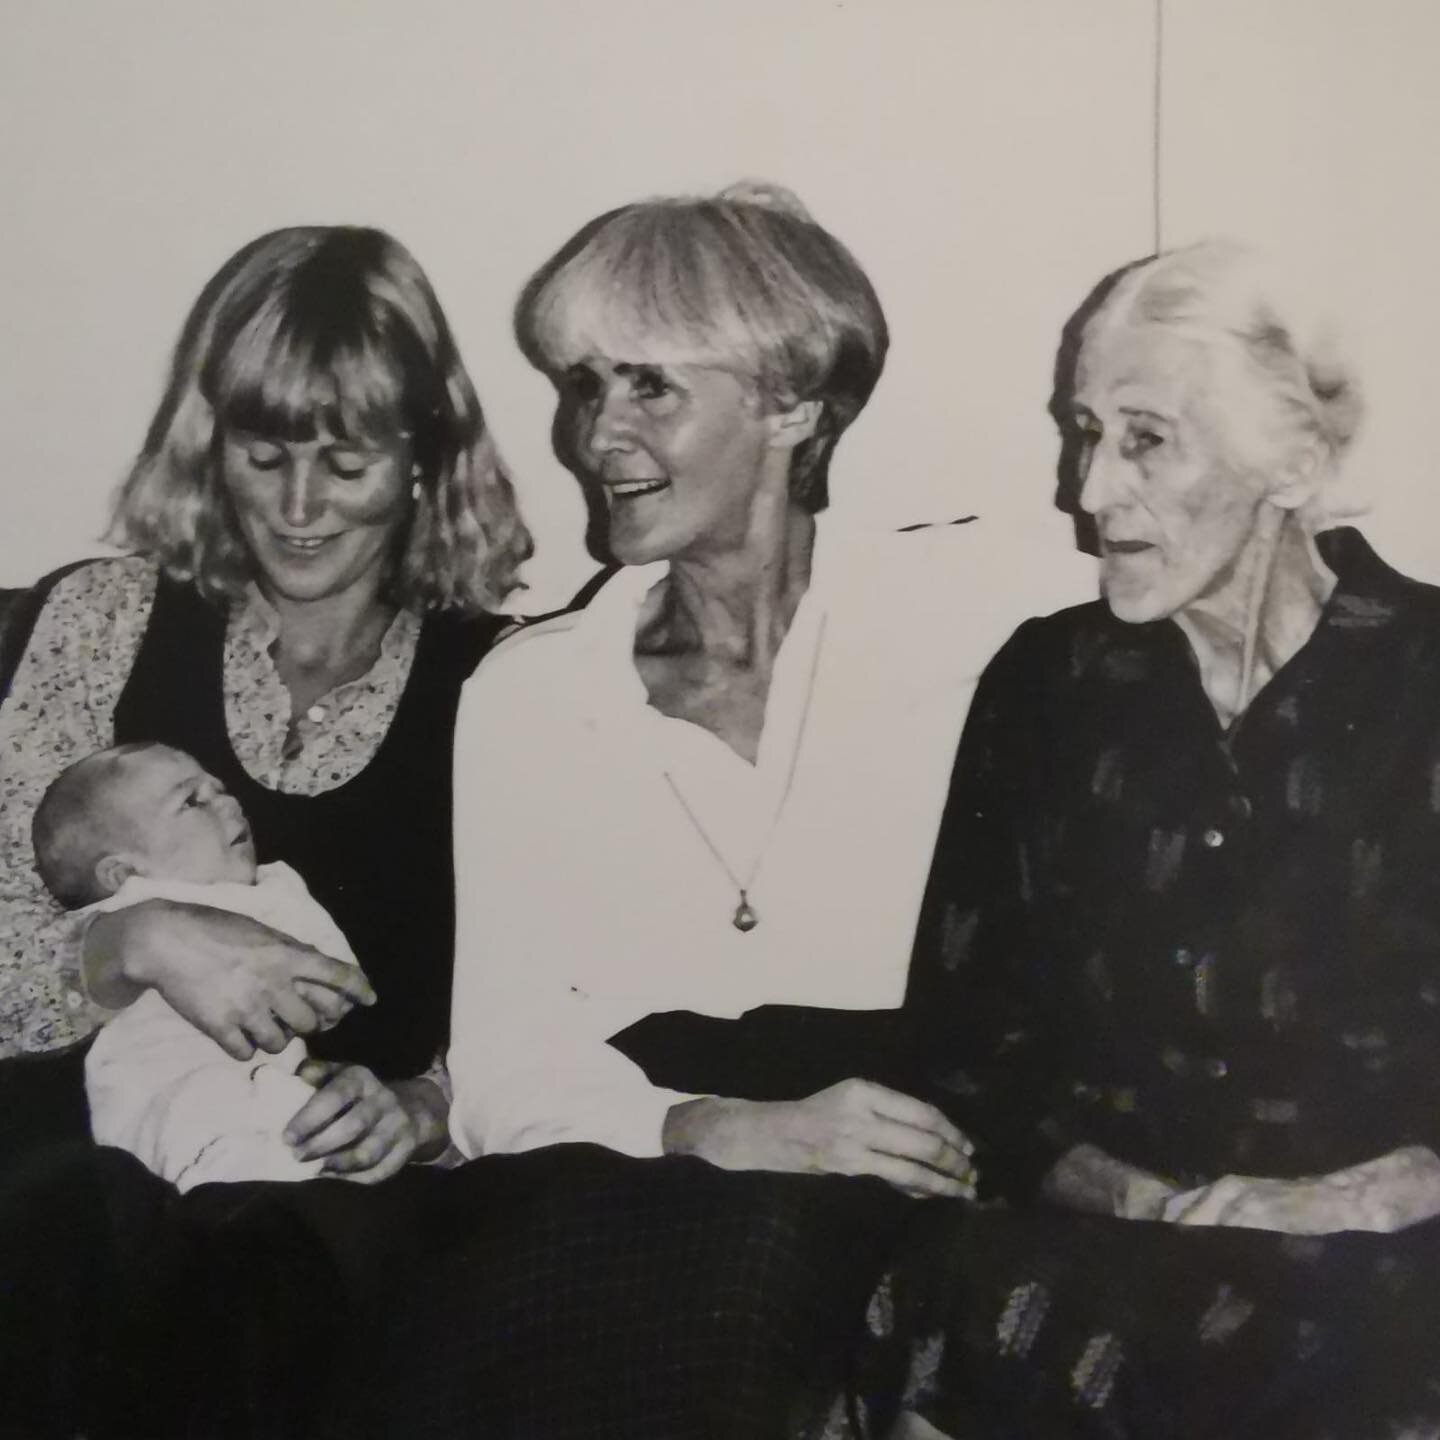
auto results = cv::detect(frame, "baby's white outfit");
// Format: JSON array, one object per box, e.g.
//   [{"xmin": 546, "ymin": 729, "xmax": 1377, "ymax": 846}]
[{"xmin": 83, "ymin": 862, "xmax": 356, "ymax": 1192}]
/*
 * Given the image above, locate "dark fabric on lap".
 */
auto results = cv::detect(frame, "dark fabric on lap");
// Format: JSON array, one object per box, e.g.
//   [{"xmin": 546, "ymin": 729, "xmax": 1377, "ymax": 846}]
[
  {"xmin": 0, "ymin": 1039, "xmax": 93, "ymax": 1164},
  {"xmin": 377, "ymin": 1146, "xmax": 914, "ymax": 1440},
  {"xmin": 111, "ymin": 572, "xmax": 501, "ymax": 1079},
  {"xmin": 861, "ymin": 1203, "xmax": 1440, "ymax": 1440}
]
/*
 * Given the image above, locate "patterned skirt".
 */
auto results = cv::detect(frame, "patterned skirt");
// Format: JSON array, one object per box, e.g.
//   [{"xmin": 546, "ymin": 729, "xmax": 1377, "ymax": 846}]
[{"xmin": 848, "ymin": 1202, "xmax": 1440, "ymax": 1440}]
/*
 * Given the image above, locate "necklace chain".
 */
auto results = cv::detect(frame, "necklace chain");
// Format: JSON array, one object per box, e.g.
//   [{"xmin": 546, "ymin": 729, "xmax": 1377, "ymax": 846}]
[{"xmin": 661, "ymin": 615, "xmax": 827, "ymax": 932}]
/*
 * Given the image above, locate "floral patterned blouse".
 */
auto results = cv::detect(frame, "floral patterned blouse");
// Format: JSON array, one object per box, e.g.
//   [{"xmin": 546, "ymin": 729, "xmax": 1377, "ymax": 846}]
[{"xmin": 0, "ymin": 556, "xmax": 421, "ymax": 1056}]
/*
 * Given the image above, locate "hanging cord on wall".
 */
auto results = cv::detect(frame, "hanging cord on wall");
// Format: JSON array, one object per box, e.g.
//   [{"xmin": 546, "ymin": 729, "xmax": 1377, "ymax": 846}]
[{"xmin": 1152, "ymin": 0, "xmax": 1165, "ymax": 253}]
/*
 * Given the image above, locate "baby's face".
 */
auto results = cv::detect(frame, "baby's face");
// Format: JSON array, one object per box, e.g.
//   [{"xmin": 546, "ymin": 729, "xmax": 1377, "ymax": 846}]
[{"xmin": 108, "ymin": 749, "xmax": 258, "ymax": 886}]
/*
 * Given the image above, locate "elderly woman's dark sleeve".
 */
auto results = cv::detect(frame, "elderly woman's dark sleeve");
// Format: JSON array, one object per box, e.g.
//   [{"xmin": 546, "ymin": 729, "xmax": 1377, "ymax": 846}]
[{"xmin": 906, "ymin": 618, "xmax": 1079, "ymax": 1201}]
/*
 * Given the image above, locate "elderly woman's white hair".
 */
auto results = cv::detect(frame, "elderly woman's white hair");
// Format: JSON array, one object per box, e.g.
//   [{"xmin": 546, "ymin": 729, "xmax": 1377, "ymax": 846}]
[{"xmin": 1085, "ymin": 239, "xmax": 1365, "ymax": 525}]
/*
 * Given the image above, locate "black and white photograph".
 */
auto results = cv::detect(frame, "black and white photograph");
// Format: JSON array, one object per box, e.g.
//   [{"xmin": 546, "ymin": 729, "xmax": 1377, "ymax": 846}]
[{"xmin": 3, "ymin": 1, "xmax": 1440, "ymax": 1435}]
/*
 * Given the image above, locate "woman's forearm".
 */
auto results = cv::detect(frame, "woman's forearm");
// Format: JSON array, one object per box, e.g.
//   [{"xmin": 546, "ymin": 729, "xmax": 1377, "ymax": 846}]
[
  {"xmin": 1042, "ymin": 1143, "xmax": 1180, "ymax": 1219},
  {"xmin": 80, "ymin": 907, "xmax": 151, "ymax": 1010}
]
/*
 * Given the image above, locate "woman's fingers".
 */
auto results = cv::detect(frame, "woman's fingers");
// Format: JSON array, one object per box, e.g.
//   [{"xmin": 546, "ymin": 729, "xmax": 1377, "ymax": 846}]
[
  {"xmin": 293, "ymin": 954, "xmax": 377, "ymax": 1014},
  {"xmin": 861, "ymin": 1083, "xmax": 974, "ymax": 1159},
  {"xmin": 213, "ymin": 1025, "xmax": 256, "ymax": 1062},
  {"xmin": 865, "ymin": 1115, "xmax": 976, "ymax": 1188},
  {"xmin": 320, "ymin": 1110, "xmax": 414, "ymax": 1181},
  {"xmin": 240, "ymin": 1012, "xmax": 292, "ymax": 1055},
  {"xmin": 297, "ymin": 1104, "xmax": 377, "ymax": 1162},
  {"xmin": 282, "ymin": 1062, "xmax": 418, "ymax": 1177},
  {"xmin": 284, "ymin": 1064, "xmax": 372, "ymax": 1149},
  {"xmin": 861, "ymin": 1149, "xmax": 973, "ymax": 1199},
  {"xmin": 267, "ymin": 987, "xmax": 321, "ymax": 1039}
]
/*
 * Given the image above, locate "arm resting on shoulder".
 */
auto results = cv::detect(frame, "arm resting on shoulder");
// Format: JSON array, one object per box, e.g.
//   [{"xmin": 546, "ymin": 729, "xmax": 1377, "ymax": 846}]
[{"xmin": 83, "ymin": 900, "xmax": 374, "ymax": 1060}]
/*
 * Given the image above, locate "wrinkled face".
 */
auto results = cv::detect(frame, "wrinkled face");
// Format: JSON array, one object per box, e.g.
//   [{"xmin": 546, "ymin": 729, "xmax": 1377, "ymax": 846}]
[
  {"xmin": 220, "ymin": 423, "xmax": 413, "ymax": 606},
  {"xmin": 558, "ymin": 354, "xmax": 788, "ymax": 566},
  {"xmin": 105, "ymin": 748, "xmax": 257, "ymax": 887},
  {"xmin": 1071, "ymin": 320, "xmax": 1278, "ymax": 624}
]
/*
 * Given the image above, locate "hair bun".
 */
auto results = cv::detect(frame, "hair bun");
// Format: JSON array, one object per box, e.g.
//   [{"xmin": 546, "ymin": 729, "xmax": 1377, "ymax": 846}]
[{"xmin": 716, "ymin": 179, "xmax": 814, "ymax": 222}]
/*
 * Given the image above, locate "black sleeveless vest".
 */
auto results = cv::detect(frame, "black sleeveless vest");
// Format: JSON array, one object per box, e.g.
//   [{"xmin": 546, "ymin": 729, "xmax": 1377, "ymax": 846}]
[{"xmin": 112, "ymin": 573, "xmax": 502, "ymax": 1080}]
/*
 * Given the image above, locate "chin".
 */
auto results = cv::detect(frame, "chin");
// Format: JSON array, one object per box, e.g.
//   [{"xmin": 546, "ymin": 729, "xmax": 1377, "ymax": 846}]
[
  {"xmin": 1103, "ymin": 581, "xmax": 1175, "ymax": 626},
  {"xmin": 606, "ymin": 523, "xmax": 677, "ymax": 568}
]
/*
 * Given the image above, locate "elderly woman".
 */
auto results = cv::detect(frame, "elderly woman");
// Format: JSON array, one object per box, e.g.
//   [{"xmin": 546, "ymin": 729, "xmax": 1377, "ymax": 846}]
[
  {"xmin": 0, "ymin": 225, "xmax": 529, "ymax": 1435},
  {"xmin": 418, "ymin": 184, "xmax": 1084, "ymax": 1437},
  {"xmin": 870, "ymin": 242, "xmax": 1440, "ymax": 1438}
]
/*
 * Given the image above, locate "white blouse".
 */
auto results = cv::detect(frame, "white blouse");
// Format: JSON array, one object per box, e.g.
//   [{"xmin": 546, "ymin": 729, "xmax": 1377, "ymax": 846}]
[{"xmin": 447, "ymin": 517, "xmax": 1095, "ymax": 1159}]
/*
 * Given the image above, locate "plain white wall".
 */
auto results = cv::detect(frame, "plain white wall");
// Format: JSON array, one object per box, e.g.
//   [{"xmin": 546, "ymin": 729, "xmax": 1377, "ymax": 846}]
[
  {"xmin": 1164, "ymin": 0, "xmax": 1440, "ymax": 582},
  {"xmin": 0, "ymin": 0, "xmax": 1156, "ymax": 606}
]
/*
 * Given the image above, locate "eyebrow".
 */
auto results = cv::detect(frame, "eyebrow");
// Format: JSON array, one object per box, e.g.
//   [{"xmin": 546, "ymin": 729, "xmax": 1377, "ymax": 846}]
[
  {"xmin": 158, "ymin": 773, "xmax": 202, "ymax": 806},
  {"xmin": 1118, "ymin": 405, "xmax": 1174, "ymax": 424}
]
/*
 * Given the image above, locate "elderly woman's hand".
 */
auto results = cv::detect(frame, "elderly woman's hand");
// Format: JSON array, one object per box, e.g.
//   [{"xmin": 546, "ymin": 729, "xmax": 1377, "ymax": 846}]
[
  {"xmin": 664, "ymin": 1078, "xmax": 977, "ymax": 1200},
  {"xmin": 83, "ymin": 900, "xmax": 375, "ymax": 1059},
  {"xmin": 1042, "ymin": 1143, "xmax": 1181, "ymax": 1219},
  {"xmin": 284, "ymin": 1061, "xmax": 448, "ymax": 1181},
  {"xmin": 1163, "ymin": 1146, "xmax": 1440, "ymax": 1234}
]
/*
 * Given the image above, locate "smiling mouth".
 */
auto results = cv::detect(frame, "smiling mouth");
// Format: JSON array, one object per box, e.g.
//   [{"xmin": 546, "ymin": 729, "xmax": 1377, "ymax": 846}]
[
  {"xmin": 274, "ymin": 533, "xmax": 340, "ymax": 553},
  {"xmin": 603, "ymin": 478, "xmax": 671, "ymax": 501},
  {"xmin": 230, "ymin": 826, "xmax": 252, "ymax": 848},
  {"xmin": 1102, "ymin": 539, "xmax": 1156, "ymax": 557}
]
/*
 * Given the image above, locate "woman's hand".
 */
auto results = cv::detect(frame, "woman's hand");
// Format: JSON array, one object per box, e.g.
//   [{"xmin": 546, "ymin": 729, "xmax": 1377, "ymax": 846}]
[
  {"xmin": 1163, "ymin": 1146, "xmax": 1440, "ymax": 1234},
  {"xmin": 83, "ymin": 900, "xmax": 375, "ymax": 1059},
  {"xmin": 1042, "ymin": 1143, "xmax": 1181, "ymax": 1220},
  {"xmin": 663, "ymin": 1078, "xmax": 977, "ymax": 1199},
  {"xmin": 284, "ymin": 1061, "xmax": 449, "ymax": 1182}
]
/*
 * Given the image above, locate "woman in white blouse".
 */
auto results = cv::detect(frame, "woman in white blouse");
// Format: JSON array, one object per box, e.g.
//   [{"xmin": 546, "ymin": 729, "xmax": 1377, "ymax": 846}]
[{"xmin": 450, "ymin": 180, "xmax": 993, "ymax": 1184}]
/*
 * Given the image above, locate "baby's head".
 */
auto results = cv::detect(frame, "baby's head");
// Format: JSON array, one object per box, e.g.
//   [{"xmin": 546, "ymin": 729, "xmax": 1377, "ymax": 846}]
[{"xmin": 33, "ymin": 743, "xmax": 257, "ymax": 909}]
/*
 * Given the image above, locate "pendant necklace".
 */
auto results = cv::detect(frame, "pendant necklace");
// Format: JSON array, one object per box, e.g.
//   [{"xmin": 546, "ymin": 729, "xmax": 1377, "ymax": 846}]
[{"xmin": 661, "ymin": 615, "xmax": 827, "ymax": 933}]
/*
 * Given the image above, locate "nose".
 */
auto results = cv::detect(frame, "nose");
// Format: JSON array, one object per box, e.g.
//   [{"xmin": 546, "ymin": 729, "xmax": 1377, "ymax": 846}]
[
  {"xmin": 280, "ymin": 456, "xmax": 325, "ymax": 528},
  {"xmin": 585, "ymin": 385, "xmax": 636, "ymax": 459},
  {"xmin": 1077, "ymin": 441, "xmax": 1129, "ymax": 516}
]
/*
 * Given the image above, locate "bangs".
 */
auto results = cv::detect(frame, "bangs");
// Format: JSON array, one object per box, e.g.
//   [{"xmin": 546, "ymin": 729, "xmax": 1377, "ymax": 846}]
[
  {"xmin": 528, "ymin": 211, "xmax": 776, "ymax": 378},
  {"xmin": 208, "ymin": 287, "xmax": 417, "ymax": 444}
]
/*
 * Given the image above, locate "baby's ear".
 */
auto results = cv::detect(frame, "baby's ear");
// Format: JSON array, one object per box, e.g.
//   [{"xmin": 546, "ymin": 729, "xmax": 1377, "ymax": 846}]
[{"xmin": 93, "ymin": 854, "xmax": 139, "ymax": 898}]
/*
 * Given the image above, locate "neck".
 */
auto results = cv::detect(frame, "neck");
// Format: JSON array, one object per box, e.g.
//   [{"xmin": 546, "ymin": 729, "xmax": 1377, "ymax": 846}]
[
  {"xmin": 260, "ymin": 575, "xmax": 397, "ymax": 677},
  {"xmin": 1174, "ymin": 506, "xmax": 1335, "ymax": 726},
  {"xmin": 654, "ymin": 503, "xmax": 816, "ymax": 668}
]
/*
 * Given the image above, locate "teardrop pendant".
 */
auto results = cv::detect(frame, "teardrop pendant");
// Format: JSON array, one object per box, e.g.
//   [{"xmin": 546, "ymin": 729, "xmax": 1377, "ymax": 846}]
[{"xmin": 732, "ymin": 893, "xmax": 759, "ymax": 933}]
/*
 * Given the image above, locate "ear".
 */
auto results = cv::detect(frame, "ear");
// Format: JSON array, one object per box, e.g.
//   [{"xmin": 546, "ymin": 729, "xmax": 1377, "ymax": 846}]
[
  {"xmin": 93, "ymin": 854, "xmax": 139, "ymax": 898},
  {"xmin": 765, "ymin": 399, "xmax": 822, "ymax": 453},
  {"xmin": 1267, "ymin": 434, "xmax": 1328, "ymax": 512}
]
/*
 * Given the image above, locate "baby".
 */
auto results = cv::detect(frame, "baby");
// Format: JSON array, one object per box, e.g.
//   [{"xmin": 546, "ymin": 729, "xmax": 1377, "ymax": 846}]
[{"xmin": 32, "ymin": 741, "xmax": 357, "ymax": 1191}]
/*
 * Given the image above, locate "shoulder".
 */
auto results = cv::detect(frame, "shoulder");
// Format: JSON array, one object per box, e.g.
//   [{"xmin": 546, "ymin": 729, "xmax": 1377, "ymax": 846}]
[
  {"xmin": 416, "ymin": 606, "xmax": 511, "ymax": 682},
  {"xmin": 3, "ymin": 556, "xmax": 159, "ymax": 704},
  {"xmin": 41, "ymin": 555, "xmax": 160, "ymax": 617},
  {"xmin": 464, "ymin": 593, "xmax": 595, "ymax": 693},
  {"xmin": 452, "ymin": 602, "xmax": 592, "ymax": 744}
]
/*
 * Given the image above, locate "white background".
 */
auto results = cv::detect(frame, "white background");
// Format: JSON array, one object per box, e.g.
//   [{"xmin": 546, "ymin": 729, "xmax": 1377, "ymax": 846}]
[{"xmin": 1, "ymin": 0, "xmax": 1436, "ymax": 604}]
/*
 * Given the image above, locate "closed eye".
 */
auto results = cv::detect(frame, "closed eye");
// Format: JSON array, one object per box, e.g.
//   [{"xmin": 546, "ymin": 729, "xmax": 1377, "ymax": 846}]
[
  {"xmin": 326, "ymin": 451, "xmax": 373, "ymax": 481},
  {"xmin": 244, "ymin": 442, "xmax": 286, "ymax": 472}
]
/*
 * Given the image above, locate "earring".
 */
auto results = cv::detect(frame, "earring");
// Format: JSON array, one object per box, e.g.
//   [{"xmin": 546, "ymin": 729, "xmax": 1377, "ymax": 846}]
[{"xmin": 411, "ymin": 480, "xmax": 422, "ymax": 501}]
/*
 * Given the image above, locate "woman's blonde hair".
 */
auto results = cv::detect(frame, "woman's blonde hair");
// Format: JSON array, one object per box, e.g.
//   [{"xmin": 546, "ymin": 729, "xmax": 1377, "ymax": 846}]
[
  {"xmin": 107, "ymin": 226, "xmax": 531, "ymax": 613},
  {"xmin": 514, "ymin": 182, "xmax": 888, "ymax": 513}
]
